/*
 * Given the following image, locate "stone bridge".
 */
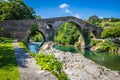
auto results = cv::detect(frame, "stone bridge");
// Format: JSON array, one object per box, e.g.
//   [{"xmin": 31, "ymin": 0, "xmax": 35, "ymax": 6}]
[{"xmin": 0, "ymin": 16, "xmax": 102, "ymax": 48}]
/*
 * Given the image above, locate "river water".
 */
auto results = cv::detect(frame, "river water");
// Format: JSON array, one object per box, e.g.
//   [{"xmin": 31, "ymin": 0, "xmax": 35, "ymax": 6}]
[
  {"xmin": 28, "ymin": 42, "xmax": 42, "ymax": 53},
  {"xmin": 28, "ymin": 43, "xmax": 120, "ymax": 71}
]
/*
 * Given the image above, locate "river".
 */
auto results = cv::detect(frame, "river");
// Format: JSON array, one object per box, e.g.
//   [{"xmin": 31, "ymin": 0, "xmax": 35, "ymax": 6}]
[
  {"xmin": 28, "ymin": 42, "xmax": 42, "ymax": 53},
  {"xmin": 28, "ymin": 43, "xmax": 120, "ymax": 71}
]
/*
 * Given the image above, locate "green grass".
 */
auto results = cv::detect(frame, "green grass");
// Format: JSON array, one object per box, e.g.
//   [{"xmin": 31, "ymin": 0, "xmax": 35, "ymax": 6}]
[
  {"xmin": 0, "ymin": 38, "xmax": 20, "ymax": 80},
  {"xmin": 18, "ymin": 42, "xmax": 29, "ymax": 52}
]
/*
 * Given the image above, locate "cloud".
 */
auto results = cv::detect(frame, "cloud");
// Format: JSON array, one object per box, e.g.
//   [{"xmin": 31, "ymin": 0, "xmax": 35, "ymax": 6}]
[
  {"xmin": 59, "ymin": 3, "xmax": 69, "ymax": 9},
  {"xmin": 65, "ymin": 9, "xmax": 72, "ymax": 14},
  {"xmin": 59, "ymin": 3, "xmax": 72, "ymax": 14},
  {"xmin": 59, "ymin": 3, "xmax": 81, "ymax": 18},
  {"xmin": 73, "ymin": 14, "xmax": 81, "ymax": 18},
  {"xmin": 99, "ymin": 16, "xmax": 103, "ymax": 19}
]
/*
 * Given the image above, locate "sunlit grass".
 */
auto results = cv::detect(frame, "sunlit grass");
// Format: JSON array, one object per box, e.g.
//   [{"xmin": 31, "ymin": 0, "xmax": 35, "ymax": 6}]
[
  {"xmin": 0, "ymin": 39, "xmax": 20, "ymax": 80},
  {"xmin": 18, "ymin": 42, "xmax": 29, "ymax": 52}
]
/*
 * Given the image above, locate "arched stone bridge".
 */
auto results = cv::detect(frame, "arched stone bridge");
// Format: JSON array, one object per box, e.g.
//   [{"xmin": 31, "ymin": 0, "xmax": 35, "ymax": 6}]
[{"xmin": 0, "ymin": 16, "xmax": 102, "ymax": 48}]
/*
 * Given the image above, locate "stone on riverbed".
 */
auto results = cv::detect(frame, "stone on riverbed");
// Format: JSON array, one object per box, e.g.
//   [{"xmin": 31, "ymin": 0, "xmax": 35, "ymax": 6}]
[{"xmin": 40, "ymin": 42, "xmax": 120, "ymax": 80}]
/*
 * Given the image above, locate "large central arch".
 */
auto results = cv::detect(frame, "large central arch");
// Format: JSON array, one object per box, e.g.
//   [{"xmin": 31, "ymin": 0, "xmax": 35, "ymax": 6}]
[{"xmin": 49, "ymin": 20, "xmax": 90, "ymax": 49}]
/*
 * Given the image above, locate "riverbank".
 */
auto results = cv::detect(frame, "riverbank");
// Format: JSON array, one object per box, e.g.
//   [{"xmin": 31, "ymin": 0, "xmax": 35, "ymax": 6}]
[
  {"xmin": 14, "ymin": 41, "xmax": 57, "ymax": 80},
  {"xmin": 90, "ymin": 39, "xmax": 120, "ymax": 54},
  {"xmin": 39, "ymin": 42, "xmax": 120, "ymax": 80}
]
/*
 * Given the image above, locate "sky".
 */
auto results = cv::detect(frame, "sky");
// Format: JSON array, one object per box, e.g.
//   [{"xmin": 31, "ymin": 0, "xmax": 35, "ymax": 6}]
[{"xmin": 23, "ymin": 0, "xmax": 120, "ymax": 19}]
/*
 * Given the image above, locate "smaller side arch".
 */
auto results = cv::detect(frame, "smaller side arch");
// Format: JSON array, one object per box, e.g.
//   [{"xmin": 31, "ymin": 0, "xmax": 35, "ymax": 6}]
[{"xmin": 27, "ymin": 30, "xmax": 45, "ymax": 42}]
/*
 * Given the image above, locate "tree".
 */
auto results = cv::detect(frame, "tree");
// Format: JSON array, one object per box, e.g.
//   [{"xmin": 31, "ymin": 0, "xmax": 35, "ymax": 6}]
[
  {"xmin": 0, "ymin": 0, "xmax": 35, "ymax": 20},
  {"xmin": 54, "ymin": 22, "xmax": 80, "ymax": 45},
  {"xmin": 87, "ymin": 15, "xmax": 99, "ymax": 25},
  {"xmin": 101, "ymin": 26, "xmax": 120, "ymax": 38}
]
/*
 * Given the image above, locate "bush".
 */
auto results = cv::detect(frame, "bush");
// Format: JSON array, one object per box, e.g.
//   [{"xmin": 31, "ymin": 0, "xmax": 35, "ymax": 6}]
[
  {"xmin": 101, "ymin": 26, "xmax": 120, "ymax": 38},
  {"xmin": 54, "ymin": 22, "xmax": 80, "ymax": 45},
  {"xmin": 35, "ymin": 53, "xmax": 69, "ymax": 80},
  {"xmin": 90, "ymin": 39, "xmax": 102, "ymax": 46},
  {"xmin": 30, "ymin": 24, "xmax": 38, "ymax": 32},
  {"xmin": 90, "ymin": 39, "xmax": 119, "ymax": 52}
]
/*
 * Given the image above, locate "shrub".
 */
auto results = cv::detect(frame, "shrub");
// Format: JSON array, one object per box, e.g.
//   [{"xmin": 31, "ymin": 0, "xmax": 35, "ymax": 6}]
[
  {"xmin": 35, "ymin": 53, "xmax": 69, "ymax": 80},
  {"xmin": 101, "ymin": 26, "xmax": 120, "ymax": 38},
  {"xmin": 30, "ymin": 24, "xmax": 38, "ymax": 32},
  {"xmin": 90, "ymin": 39, "xmax": 119, "ymax": 52}
]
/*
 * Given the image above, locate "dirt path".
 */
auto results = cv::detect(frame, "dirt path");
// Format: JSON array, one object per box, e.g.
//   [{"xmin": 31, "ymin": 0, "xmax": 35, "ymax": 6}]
[{"xmin": 13, "ymin": 40, "xmax": 57, "ymax": 80}]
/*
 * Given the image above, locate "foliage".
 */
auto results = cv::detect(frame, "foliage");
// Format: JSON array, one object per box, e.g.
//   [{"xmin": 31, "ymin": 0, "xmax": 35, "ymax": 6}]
[
  {"xmin": 0, "ymin": 37, "xmax": 12, "ymax": 43},
  {"xmin": 55, "ymin": 45, "xmax": 78, "ymax": 53},
  {"xmin": 29, "ymin": 31, "xmax": 43, "ymax": 42},
  {"xmin": 30, "ymin": 24, "xmax": 39, "ymax": 32},
  {"xmin": 54, "ymin": 22, "xmax": 80, "ymax": 45},
  {"xmin": 35, "ymin": 15, "xmax": 41, "ymax": 19},
  {"xmin": 0, "ymin": 38, "xmax": 20, "ymax": 80},
  {"xmin": 35, "ymin": 53, "xmax": 69, "ymax": 80},
  {"xmin": 87, "ymin": 15, "xmax": 99, "ymax": 25},
  {"xmin": 86, "ymin": 15, "xmax": 120, "ymax": 28},
  {"xmin": 90, "ymin": 39, "xmax": 119, "ymax": 52},
  {"xmin": 101, "ymin": 26, "xmax": 120, "ymax": 38},
  {"xmin": 0, "ymin": 0, "xmax": 35, "ymax": 20},
  {"xmin": 18, "ymin": 42, "xmax": 29, "ymax": 52},
  {"xmin": 29, "ymin": 52, "xmax": 36, "ymax": 57},
  {"xmin": 82, "ymin": 29, "xmax": 90, "ymax": 45},
  {"xmin": 90, "ymin": 39, "xmax": 103, "ymax": 46}
]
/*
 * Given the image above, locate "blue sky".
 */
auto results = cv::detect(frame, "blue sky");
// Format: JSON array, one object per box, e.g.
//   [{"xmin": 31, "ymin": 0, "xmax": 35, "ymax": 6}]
[{"xmin": 23, "ymin": 0, "xmax": 120, "ymax": 19}]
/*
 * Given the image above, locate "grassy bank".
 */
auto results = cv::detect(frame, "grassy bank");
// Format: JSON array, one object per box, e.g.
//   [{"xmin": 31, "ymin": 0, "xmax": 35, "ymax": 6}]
[
  {"xmin": 0, "ymin": 38, "xmax": 20, "ymax": 80},
  {"xmin": 18, "ymin": 42, "xmax": 68, "ymax": 80},
  {"xmin": 18, "ymin": 42, "xmax": 29, "ymax": 52}
]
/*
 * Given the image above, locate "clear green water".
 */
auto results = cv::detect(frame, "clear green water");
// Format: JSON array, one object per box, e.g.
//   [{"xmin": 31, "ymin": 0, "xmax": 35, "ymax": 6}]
[
  {"xmin": 84, "ymin": 50, "xmax": 120, "ymax": 71},
  {"xmin": 55, "ymin": 45, "xmax": 120, "ymax": 71}
]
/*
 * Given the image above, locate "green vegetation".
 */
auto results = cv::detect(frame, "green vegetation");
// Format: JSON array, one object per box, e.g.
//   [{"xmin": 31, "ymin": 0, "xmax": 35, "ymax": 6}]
[
  {"xmin": 54, "ymin": 22, "xmax": 80, "ymax": 45},
  {"xmin": 34, "ymin": 53, "xmax": 68, "ymax": 80},
  {"xmin": 0, "ymin": 37, "xmax": 13, "ymax": 43},
  {"xmin": 30, "ymin": 24, "xmax": 39, "ymax": 33},
  {"xmin": 0, "ymin": 0, "xmax": 37, "ymax": 20},
  {"xmin": 90, "ymin": 39, "xmax": 119, "ymax": 52},
  {"xmin": 55, "ymin": 45, "xmax": 78, "ymax": 53},
  {"xmin": 17, "ymin": 41, "xmax": 68, "ymax": 80},
  {"xmin": 18, "ymin": 42, "xmax": 29, "ymax": 52},
  {"xmin": 0, "ymin": 38, "xmax": 20, "ymax": 80},
  {"xmin": 29, "ymin": 24, "xmax": 44, "ymax": 42},
  {"xmin": 101, "ymin": 26, "xmax": 120, "ymax": 38},
  {"xmin": 86, "ymin": 15, "xmax": 120, "ymax": 28},
  {"xmin": 29, "ymin": 31, "xmax": 44, "ymax": 42}
]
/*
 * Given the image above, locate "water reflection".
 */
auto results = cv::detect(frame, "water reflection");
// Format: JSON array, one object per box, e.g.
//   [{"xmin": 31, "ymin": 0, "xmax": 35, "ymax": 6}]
[{"xmin": 84, "ymin": 50, "xmax": 120, "ymax": 71}]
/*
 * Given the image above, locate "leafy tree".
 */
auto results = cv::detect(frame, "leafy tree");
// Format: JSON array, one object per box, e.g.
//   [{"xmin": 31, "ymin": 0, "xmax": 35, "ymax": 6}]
[
  {"xmin": 30, "ymin": 24, "xmax": 38, "ymax": 32},
  {"xmin": 87, "ymin": 15, "xmax": 99, "ymax": 25},
  {"xmin": 54, "ymin": 22, "xmax": 80, "ymax": 45},
  {"xmin": 0, "ymin": 0, "xmax": 35, "ymax": 20},
  {"xmin": 101, "ymin": 26, "xmax": 120, "ymax": 38},
  {"xmin": 29, "ymin": 31, "xmax": 43, "ymax": 42},
  {"xmin": 35, "ymin": 15, "xmax": 41, "ymax": 19}
]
